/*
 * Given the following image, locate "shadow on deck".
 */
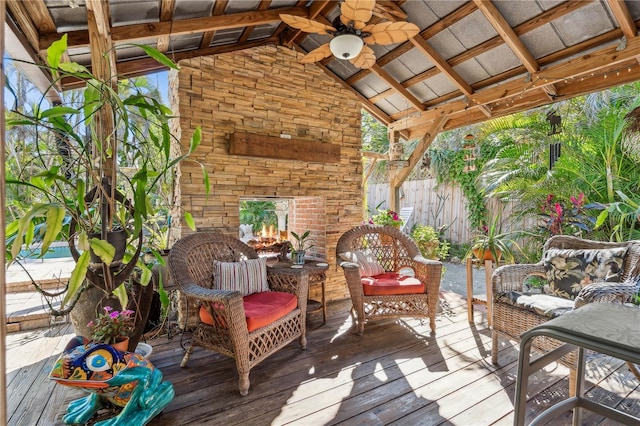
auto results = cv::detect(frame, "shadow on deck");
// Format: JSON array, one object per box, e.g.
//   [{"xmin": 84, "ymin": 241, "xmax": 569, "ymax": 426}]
[{"xmin": 6, "ymin": 292, "xmax": 639, "ymax": 425}]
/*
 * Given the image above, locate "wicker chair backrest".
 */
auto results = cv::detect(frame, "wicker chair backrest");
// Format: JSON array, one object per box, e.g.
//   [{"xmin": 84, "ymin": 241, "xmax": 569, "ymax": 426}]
[
  {"xmin": 336, "ymin": 225, "xmax": 421, "ymax": 272},
  {"xmin": 169, "ymin": 232, "xmax": 259, "ymax": 291}
]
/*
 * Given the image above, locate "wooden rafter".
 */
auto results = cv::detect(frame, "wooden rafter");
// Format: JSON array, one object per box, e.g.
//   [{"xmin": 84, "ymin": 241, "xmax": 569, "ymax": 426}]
[
  {"xmin": 60, "ymin": 37, "xmax": 281, "ymax": 90},
  {"xmin": 238, "ymin": 1, "xmax": 272, "ymax": 43},
  {"xmin": 156, "ymin": 0, "xmax": 176, "ymax": 53},
  {"xmin": 389, "ymin": 26, "xmax": 624, "ymax": 122},
  {"xmin": 370, "ymin": 64, "xmax": 424, "ymax": 112},
  {"xmin": 359, "ymin": 0, "xmax": 592, "ymax": 109},
  {"xmin": 199, "ymin": 0, "xmax": 229, "ymax": 50},
  {"xmin": 473, "ymin": 0, "xmax": 557, "ymax": 99},
  {"xmin": 388, "ymin": 114, "xmax": 448, "ymax": 206},
  {"xmin": 40, "ymin": 7, "xmax": 307, "ymax": 50},
  {"xmin": 6, "ymin": 0, "xmax": 40, "ymax": 52},
  {"xmin": 606, "ymin": 0, "xmax": 637, "ymax": 39},
  {"xmin": 408, "ymin": 36, "xmax": 491, "ymax": 118},
  {"xmin": 389, "ymin": 35, "xmax": 640, "ymax": 133}
]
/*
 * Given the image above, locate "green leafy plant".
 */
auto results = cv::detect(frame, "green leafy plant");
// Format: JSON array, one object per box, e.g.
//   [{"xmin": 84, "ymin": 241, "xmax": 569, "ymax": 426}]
[
  {"xmin": 87, "ymin": 306, "xmax": 135, "ymax": 345},
  {"xmin": 469, "ymin": 213, "xmax": 519, "ymax": 263},
  {"xmin": 4, "ymin": 35, "xmax": 209, "ymax": 314},
  {"xmin": 369, "ymin": 208, "xmax": 403, "ymax": 228},
  {"xmin": 290, "ymin": 230, "xmax": 315, "ymax": 253},
  {"xmin": 411, "ymin": 223, "xmax": 450, "ymax": 260}
]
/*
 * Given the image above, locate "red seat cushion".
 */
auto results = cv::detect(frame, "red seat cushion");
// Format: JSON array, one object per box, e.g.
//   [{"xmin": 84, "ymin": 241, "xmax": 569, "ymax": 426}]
[
  {"xmin": 199, "ymin": 291, "xmax": 297, "ymax": 332},
  {"xmin": 361, "ymin": 272, "xmax": 425, "ymax": 296}
]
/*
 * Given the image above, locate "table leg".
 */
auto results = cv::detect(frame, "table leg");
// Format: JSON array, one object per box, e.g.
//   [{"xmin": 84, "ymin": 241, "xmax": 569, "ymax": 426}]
[
  {"xmin": 466, "ymin": 257, "xmax": 474, "ymax": 323},
  {"xmin": 484, "ymin": 260, "xmax": 493, "ymax": 328}
]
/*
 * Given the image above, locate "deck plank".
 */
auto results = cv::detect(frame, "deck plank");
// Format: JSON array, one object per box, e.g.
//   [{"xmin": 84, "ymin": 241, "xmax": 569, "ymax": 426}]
[{"xmin": 6, "ymin": 292, "xmax": 637, "ymax": 426}]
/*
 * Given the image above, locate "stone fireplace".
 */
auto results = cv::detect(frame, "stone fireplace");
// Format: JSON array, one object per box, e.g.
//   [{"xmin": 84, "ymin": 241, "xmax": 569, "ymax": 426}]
[{"xmin": 170, "ymin": 45, "xmax": 364, "ymax": 302}]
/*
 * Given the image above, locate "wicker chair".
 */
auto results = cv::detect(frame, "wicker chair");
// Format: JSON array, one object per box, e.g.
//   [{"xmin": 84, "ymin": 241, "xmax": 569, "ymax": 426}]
[
  {"xmin": 168, "ymin": 232, "xmax": 309, "ymax": 395},
  {"xmin": 336, "ymin": 225, "xmax": 443, "ymax": 335},
  {"xmin": 491, "ymin": 235, "xmax": 640, "ymax": 391}
]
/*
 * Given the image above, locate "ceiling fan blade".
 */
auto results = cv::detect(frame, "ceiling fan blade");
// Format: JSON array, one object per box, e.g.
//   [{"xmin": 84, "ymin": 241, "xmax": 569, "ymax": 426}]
[
  {"xmin": 340, "ymin": 0, "xmax": 375, "ymax": 30},
  {"xmin": 349, "ymin": 45, "xmax": 376, "ymax": 69},
  {"xmin": 300, "ymin": 43, "xmax": 333, "ymax": 63},
  {"xmin": 363, "ymin": 21, "xmax": 420, "ymax": 45},
  {"xmin": 280, "ymin": 14, "xmax": 336, "ymax": 35}
]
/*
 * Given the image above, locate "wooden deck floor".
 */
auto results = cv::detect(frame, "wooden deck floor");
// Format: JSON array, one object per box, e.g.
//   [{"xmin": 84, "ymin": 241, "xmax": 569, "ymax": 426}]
[{"xmin": 7, "ymin": 291, "xmax": 640, "ymax": 425}]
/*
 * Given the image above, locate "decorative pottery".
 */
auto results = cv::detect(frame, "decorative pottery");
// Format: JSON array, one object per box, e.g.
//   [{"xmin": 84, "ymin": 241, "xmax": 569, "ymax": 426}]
[
  {"xmin": 69, "ymin": 277, "xmax": 154, "ymax": 352},
  {"xmin": 135, "ymin": 343, "xmax": 153, "ymax": 359},
  {"xmin": 111, "ymin": 337, "xmax": 130, "ymax": 353},
  {"xmin": 49, "ymin": 336, "xmax": 174, "ymax": 425},
  {"xmin": 292, "ymin": 250, "xmax": 306, "ymax": 265}
]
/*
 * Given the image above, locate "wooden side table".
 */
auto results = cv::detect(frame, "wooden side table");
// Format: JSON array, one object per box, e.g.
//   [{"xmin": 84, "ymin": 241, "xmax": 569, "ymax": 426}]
[
  {"xmin": 268, "ymin": 260, "xmax": 329, "ymax": 325},
  {"xmin": 465, "ymin": 257, "xmax": 496, "ymax": 327},
  {"xmin": 514, "ymin": 303, "xmax": 640, "ymax": 425}
]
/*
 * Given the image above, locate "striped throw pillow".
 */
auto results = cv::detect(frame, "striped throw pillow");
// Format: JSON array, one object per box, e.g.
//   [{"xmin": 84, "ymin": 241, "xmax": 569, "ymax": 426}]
[
  {"xmin": 213, "ymin": 257, "xmax": 269, "ymax": 296},
  {"xmin": 339, "ymin": 251, "xmax": 385, "ymax": 277}
]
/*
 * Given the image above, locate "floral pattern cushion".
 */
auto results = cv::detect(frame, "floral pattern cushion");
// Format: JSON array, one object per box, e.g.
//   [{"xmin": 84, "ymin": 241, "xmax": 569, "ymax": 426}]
[
  {"xmin": 543, "ymin": 247, "xmax": 627, "ymax": 299},
  {"xmin": 495, "ymin": 291, "xmax": 574, "ymax": 318}
]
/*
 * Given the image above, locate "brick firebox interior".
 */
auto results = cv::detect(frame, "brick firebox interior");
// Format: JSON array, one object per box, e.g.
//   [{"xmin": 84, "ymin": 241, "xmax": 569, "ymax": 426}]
[{"xmin": 170, "ymin": 44, "xmax": 365, "ymax": 303}]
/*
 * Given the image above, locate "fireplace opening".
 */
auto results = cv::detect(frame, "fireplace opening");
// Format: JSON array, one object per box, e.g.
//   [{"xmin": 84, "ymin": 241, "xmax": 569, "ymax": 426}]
[{"xmin": 239, "ymin": 196, "xmax": 326, "ymax": 260}]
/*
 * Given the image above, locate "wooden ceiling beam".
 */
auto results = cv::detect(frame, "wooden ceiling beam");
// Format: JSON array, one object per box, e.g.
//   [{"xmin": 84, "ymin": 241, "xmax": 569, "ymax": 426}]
[
  {"xmin": 344, "ymin": 2, "xmax": 478, "ymax": 86},
  {"xmin": 370, "ymin": 64, "xmax": 425, "ymax": 111},
  {"xmin": 408, "ymin": 36, "xmax": 491, "ymax": 118},
  {"xmin": 40, "ymin": 7, "xmax": 307, "ymax": 50},
  {"xmin": 60, "ymin": 37, "xmax": 280, "ymax": 90},
  {"xmin": 390, "ymin": 114, "xmax": 448, "ymax": 188},
  {"xmin": 389, "ymin": 35, "xmax": 640, "ymax": 133},
  {"xmin": 156, "ymin": 0, "xmax": 176, "ymax": 52},
  {"xmin": 607, "ymin": 0, "xmax": 637, "ymax": 39},
  {"xmin": 239, "ymin": 1, "xmax": 272, "ymax": 43},
  {"xmin": 473, "ymin": 0, "xmax": 557, "ymax": 99},
  {"xmin": 199, "ymin": 0, "xmax": 229, "ymax": 50},
  {"xmin": 349, "ymin": 0, "xmax": 588, "ymax": 96},
  {"xmin": 6, "ymin": 0, "xmax": 40, "ymax": 52}
]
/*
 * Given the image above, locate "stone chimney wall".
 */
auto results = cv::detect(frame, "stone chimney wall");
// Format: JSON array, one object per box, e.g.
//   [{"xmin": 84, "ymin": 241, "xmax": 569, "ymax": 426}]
[{"xmin": 170, "ymin": 45, "xmax": 364, "ymax": 302}]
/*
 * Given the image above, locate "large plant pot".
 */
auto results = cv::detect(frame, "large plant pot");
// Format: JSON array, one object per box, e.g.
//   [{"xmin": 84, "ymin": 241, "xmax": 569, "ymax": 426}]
[
  {"xmin": 88, "ymin": 229, "xmax": 128, "ymax": 264},
  {"xmin": 69, "ymin": 277, "xmax": 154, "ymax": 352},
  {"xmin": 472, "ymin": 248, "xmax": 502, "ymax": 262}
]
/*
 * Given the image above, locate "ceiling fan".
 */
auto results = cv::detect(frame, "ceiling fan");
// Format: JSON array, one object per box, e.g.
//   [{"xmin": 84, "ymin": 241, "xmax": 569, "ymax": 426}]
[{"xmin": 280, "ymin": 0, "xmax": 419, "ymax": 69}]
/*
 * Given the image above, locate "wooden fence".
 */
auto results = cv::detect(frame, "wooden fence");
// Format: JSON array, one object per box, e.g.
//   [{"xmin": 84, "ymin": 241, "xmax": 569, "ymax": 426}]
[{"xmin": 367, "ymin": 179, "xmax": 524, "ymax": 244}]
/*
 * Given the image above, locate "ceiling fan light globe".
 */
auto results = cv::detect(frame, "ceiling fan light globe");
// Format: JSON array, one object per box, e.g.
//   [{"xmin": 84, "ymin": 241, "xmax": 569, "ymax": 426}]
[{"xmin": 329, "ymin": 34, "xmax": 364, "ymax": 60}]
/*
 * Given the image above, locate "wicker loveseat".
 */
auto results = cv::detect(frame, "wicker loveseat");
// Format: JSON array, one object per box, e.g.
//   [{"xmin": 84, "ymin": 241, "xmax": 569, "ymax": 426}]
[
  {"xmin": 491, "ymin": 235, "xmax": 640, "ymax": 390},
  {"xmin": 169, "ymin": 232, "xmax": 309, "ymax": 395},
  {"xmin": 336, "ymin": 225, "xmax": 442, "ymax": 335}
]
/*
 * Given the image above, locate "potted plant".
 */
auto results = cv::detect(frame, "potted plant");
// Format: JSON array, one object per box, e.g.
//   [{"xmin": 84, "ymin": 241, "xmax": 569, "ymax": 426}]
[
  {"xmin": 369, "ymin": 208, "xmax": 404, "ymax": 229},
  {"xmin": 290, "ymin": 230, "xmax": 315, "ymax": 265},
  {"xmin": 4, "ymin": 35, "xmax": 208, "ymax": 346},
  {"xmin": 87, "ymin": 306, "xmax": 135, "ymax": 351},
  {"xmin": 469, "ymin": 213, "xmax": 517, "ymax": 263},
  {"xmin": 411, "ymin": 224, "xmax": 450, "ymax": 260}
]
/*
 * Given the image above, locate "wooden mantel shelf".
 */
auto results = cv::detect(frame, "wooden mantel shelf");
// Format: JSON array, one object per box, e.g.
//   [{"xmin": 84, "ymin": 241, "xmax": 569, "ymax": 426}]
[{"xmin": 229, "ymin": 131, "xmax": 340, "ymax": 163}]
